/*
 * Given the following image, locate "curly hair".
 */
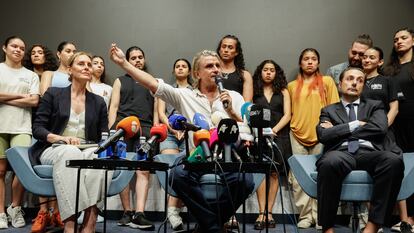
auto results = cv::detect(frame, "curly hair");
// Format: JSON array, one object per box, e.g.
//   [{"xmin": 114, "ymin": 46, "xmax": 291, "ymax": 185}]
[
  {"xmin": 22, "ymin": 44, "xmax": 58, "ymax": 72},
  {"xmin": 383, "ymin": 27, "xmax": 414, "ymax": 80},
  {"xmin": 216, "ymin": 35, "xmax": 246, "ymax": 79},
  {"xmin": 253, "ymin": 60, "xmax": 287, "ymax": 97}
]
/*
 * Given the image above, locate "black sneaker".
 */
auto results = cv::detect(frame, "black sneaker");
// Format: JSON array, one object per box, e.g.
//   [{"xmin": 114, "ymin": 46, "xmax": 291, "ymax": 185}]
[
  {"xmin": 129, "ymin": 212, "xmax": 155, "ymax": 230},
  {"xmin": 400, "ymin": 221, "xmax": 413, "ymax": 233},
  {"xmin": 117, "ymin": 211, "xmax": 133, "ymax": 226}
]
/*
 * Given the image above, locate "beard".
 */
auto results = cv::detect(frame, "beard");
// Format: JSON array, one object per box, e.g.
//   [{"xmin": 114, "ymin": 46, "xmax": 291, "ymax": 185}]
[{"xmin": 349, "ymin": 58, "xmax": 363, "ymax": 68}]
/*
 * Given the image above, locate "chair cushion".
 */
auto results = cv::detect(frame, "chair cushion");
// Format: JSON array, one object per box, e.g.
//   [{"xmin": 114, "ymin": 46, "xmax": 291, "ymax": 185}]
[
  {"xmin": 310, "ymin": 170, "xmax": 373, "ymax": 184},
  {"xmin": 33, "ymin": 165, "xmax": 53, "ymax": 178}
]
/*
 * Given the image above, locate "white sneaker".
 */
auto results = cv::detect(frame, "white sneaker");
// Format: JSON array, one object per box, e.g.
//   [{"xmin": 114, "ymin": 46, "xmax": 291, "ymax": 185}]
[
  {"xmin": 6, "ymin": 206, "xmax": 25, "ymax": 228},
  {"xmin": 167, "ymin": 207, "xmax": 183, "ymax": 230},
  {"xmin": 0, "ymin": 213, "xmax": 8, "ymax": 229},
  {"xmin": 96, "ymin": 214, "xmax": 104, "ymax": 223}
]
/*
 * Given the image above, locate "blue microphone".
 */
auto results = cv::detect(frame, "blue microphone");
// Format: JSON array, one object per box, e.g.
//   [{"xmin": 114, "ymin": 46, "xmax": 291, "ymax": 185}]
[
  {"xmin": 193, "ymin": 113, "xmax": 210, "ymax": 130},
  {"xmin": 240, "ymin": 102, "xmax": 253, "ymax": 122},
  {"xmin": 168, "ymin": 114, "xmax": 201, "ymax": 131}
]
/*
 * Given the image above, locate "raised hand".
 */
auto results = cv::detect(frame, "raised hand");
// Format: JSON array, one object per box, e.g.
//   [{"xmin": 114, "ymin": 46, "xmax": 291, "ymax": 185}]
[{"xmin": 110, "ymin": 43, "xmax": 126, "ymax": 65}]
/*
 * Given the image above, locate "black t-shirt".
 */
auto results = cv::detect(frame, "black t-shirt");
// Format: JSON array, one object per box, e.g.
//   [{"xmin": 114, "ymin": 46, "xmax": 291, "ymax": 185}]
[
  {"xmin": 222, "ymin": 70, "xmax": 243, "ymax": 95},
  {"xmin": 394, "ymin": 61, "xmax": 414, "ymax": 101},
  {"xmin": 361, "ymin": 74, "xmax": 398, "ymax": 112}
]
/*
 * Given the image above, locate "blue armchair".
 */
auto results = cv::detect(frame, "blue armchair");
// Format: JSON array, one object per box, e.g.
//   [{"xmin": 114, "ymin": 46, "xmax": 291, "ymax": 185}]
[{"xmin": 288, "ymin": 152, "xmax": 414, "ymax": 233}]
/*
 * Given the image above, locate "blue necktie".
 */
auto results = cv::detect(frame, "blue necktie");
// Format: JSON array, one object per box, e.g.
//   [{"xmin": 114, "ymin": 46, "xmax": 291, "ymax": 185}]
[{"xmin": 347, "ymin": 103, "xmax": 359, "ymax": 153}]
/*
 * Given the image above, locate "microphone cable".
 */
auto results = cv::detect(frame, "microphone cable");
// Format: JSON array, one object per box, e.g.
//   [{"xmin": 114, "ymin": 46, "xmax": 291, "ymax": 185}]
[
  {"xmin": 268, "ymin": 139, "xmax": 300, "ymax": 231},
  {"xmin": 156, "ymin": 154, "xmax": 184, "ymax": 233},
  {"xmin": 213, "ymin": 159, "xmax": 241, "ymax": 233}
]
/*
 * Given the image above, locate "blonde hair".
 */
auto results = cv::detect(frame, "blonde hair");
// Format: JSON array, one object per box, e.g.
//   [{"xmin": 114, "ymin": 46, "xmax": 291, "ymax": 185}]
[
  {"xmin": 68, "ymin": 51, "xmax": 92, "ymax": 81},
  {"xmin": 191, "ymin": 50, "xmax": 221, "ymax": 88}
]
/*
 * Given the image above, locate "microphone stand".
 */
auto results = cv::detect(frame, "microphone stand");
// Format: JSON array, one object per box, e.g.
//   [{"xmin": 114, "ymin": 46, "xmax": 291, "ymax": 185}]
[{"xmin": 184, "ymin": 129, "xmax": 190, "ymax": 160}]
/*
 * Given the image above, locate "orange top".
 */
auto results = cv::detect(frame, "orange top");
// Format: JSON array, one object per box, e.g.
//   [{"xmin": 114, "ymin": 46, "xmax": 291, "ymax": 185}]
[{"xmin": 288, "ymin": 76, "xmax": 339, "ymax": 147}]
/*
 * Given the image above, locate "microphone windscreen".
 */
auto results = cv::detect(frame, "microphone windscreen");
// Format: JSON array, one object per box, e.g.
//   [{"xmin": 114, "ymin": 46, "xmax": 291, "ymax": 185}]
[
  {"xmin": 168, "ymin": 114, "xmax": 187, "ymax": 130},
  {"xmin": 249, "ymin": 104, "xmax": 271, "ymax": 128},
  {"xmin": 193, "ymin": 113, "xmax": 210, "ymax": 130},
  {"xmin": 240, "ymin": 102, "xmax": 253, "ymax": 122},
  {"xmin": 211, "ymin": 111, "xmax": 227, "ymax": 127},
  {"xmin": 116, "ymin": 116, "xmax": 141, "ymax": 139},
  {"xmin": 193, "ymin": 129, "xmax": 210, "ymax": 146},
  {"xmin": 238, "ymin": 122, "xmax": 254, "ymax": 141},
  {"xmin": 209, "ymin": 128, "xmax": 219, "ymax": 148},
  {"xmin": 150, "ymin": 123, "xmax": 168, "ymax": 142},
  {"xmin": 217, "ymin": 118, "xmax": 239, "ymax": 144}
]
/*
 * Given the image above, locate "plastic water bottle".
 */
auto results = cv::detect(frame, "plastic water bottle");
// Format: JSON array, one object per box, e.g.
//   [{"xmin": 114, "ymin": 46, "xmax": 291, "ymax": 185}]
[
  {"xmin": 106, "ymin": 130, "xmax": 116, "ymax": 158},
  {"xmin": 116, "ymin": 136, "xmax": 127, "ymax": 159},
  {"xmin": 136, "ymin": 136, "xmax": 147, "ymax": 161},
  {"xmin": 98, "ymin": 132, "xmax": 109, "ymax": 158}
]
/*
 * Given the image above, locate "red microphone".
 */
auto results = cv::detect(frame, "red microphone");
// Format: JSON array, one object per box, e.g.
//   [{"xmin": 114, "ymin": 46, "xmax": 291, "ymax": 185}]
[
  {"xmin": 138, "ymin": 123, "xmax": 168, "ymax": 155},
  {"xmin": 95, "ymin": 116, "xmax": 141, "ymax": 154}
]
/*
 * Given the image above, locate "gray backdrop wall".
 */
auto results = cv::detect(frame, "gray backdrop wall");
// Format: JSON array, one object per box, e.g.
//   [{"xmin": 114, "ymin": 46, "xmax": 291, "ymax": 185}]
[{"xmin": 1, "ymin": 0, "xmax": 414, "ymax": 84}]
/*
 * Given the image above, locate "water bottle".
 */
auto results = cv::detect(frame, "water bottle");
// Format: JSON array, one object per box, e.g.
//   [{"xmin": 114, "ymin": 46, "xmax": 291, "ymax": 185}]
[
  {"xmin": 106, "ymin": 130, "xmax": 116, "ymax": 157},
  {"xmin": 98, "ymin": 132, "xmax": 109, "ymax": 158},
  {"xmin": 136, "ymin": 136, "xmax": 147, "ymax": 161},
  {"xmin": 116, "ymin": 136, "xmax": 127, "ymax": 159}
]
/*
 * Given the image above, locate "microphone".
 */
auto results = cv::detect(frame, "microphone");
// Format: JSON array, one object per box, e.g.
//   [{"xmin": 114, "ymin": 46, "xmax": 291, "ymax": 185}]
[
  {"xmin": 187, "ymin": 146, "xmax": 206, "ymax": 163},
  {"xmin": 240, "ymin": 102, "xmax": 253, "ymax": 122},
  {"xmin": 193, "ymin": 129, "xmax": 211, "ymax": 159},
  {"xmin": 137, "ymin": 123, "xmax": 168, "ymax": 155},
  {"xmin": 193, "ymin": 113, "xmax": 210, "ymax": 130},
  {"xmin": 168, "ymin": 114, "xmax": 201, "ymax": 131},
  {"xmin": 211, "ymin": 111, "xmax": 227, "ymax": 127},
  {"xmin": 209, "ymin": 128, "xmax": 221, "ymax": 161},
  {"xmin": 249, "ymin": 104, "xmax": 271, "ymax": 128},
  {"xmin": 95, "ymin": 116, "xmax": 140, "ymax": 154},
  {"xmin": 217, "ymin": 118, "xmax": 239, "ymax": 162},
  {"xmin": 215, "ymin": 75, "xmax": 229, "ymax": 109}
]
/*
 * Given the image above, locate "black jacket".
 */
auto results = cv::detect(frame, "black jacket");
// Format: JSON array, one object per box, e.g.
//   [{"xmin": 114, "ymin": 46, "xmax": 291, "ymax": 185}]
[
  {"xmin": 316, "ymin": 99, "xmax": 401, "ymax": 155},
  {"xmin": 29, "ymin": 86, "xmax": 108, "ymax": 165}
]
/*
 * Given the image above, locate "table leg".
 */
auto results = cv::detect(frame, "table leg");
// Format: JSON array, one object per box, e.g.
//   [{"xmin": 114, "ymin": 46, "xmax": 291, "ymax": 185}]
[
  {"xmin": 74, "ymin": 168, "xmax": 81, "ymax": 233},
  {"xmin": 164, "ymin": 170, "xmax": 168, "ymax": 233},
  {"xmin": 103, "ymin": 170, "xmax": 108, "ymax": 233},
  {"xmin": 265, "ymin": 170, "xmax": 269, "ymax": 233}
]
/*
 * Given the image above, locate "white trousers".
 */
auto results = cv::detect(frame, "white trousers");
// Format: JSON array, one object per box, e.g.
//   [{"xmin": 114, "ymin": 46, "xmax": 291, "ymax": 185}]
[{"xmin": 40, "ymin": 145, "xmax": 112, "ymax": 221}]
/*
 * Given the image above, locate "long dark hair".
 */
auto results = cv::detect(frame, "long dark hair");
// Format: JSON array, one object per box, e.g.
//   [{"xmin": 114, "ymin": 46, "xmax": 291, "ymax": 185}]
[
  {"xmin": 216, "ymin": 34, "xmax": 247, "ymax": 80},
  {"xmin": 126, "ymin": 46, "xmax": 147, "ymax": 71},
  {"xmin": 173, "ymin": 58, "xmax": 192, "ymax": 85},
  {"xmin": 384, "ymin": 28, "xmax": 414, "ymax": 80},
  {"xmin": 22, "ymin": 44, "xmax": 58, "ymax": 72},
  {"xmin": 253, "ymin": 60, "xmax": 287, "ymax": 96},
  {"xmin": 92, "ymin": 55, "xmax": 107, "ymax": 83}
]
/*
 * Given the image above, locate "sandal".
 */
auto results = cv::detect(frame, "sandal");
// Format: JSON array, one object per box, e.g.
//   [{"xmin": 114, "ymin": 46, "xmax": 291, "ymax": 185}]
[
  {"xmin": 266, "ymin": 212, "xmax": 276, "ymax": 228},
  {"xmin": 224, "ymin": 216, "xmax": 239, "ymax": 229},
  {"xmin": 254, "ymin": 212, "xmax": 265, "ymax": 230}
]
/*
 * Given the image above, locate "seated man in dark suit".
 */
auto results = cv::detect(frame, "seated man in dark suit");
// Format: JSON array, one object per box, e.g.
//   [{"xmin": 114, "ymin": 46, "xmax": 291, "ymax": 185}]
[{"xmin": 316, "ymin": 67, "xmax": 404, "ymax": 233}]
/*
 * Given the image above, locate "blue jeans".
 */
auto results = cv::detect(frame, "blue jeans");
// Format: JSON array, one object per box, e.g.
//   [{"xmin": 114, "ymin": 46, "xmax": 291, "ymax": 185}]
[{"xmin": 170, "ymin": 158, "xmax": 254, "ymax": 233}]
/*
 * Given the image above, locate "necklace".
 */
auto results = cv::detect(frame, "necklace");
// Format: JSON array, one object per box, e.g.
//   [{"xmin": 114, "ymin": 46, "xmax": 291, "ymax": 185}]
[{"xmin": 221, "ymin": 72, "xmax": 229, "ymax": 79}]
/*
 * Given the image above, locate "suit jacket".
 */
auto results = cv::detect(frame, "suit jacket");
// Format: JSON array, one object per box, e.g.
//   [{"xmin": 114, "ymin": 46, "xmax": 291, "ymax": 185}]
[
  {"xmin": 316, "ymin": 99, "xmax": 401, "ymax": 155},
  {"xmin": 29, "ymin": 86, "xmax": 109, "ymax": 165}
]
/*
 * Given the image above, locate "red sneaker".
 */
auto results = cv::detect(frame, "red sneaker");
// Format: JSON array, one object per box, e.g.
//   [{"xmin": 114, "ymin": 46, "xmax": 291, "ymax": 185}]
[
  {"xmin": 50, "ymin": 211, "xmax": 64, "ymax": 228},
  {"xmin": 31, "ymin": 210, "xmax": 51, "ymax": 233}
]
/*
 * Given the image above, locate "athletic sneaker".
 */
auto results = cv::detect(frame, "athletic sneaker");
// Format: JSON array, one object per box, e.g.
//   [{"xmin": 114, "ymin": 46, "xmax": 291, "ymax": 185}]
[
  {"xmin": 168, "ymin": 207, "xmax": 183, "ymax": 231},
  {"xmin": 129, "ymin": 212, "xmax": 155, "ymax": 230},
  {"xmin": 31, "ymin": 210, "xmax": 51, "ymax": 233},
  {"xmin": 117, "ymin": 211, "xmax": 133, "ymax": 226},
  {"xmin": 0, "ymin": 213, "xmax": 8, "ymax": 229},
  {"xmin": 6, "ymin": 205, "xmax": 25, "ymax": 228}
]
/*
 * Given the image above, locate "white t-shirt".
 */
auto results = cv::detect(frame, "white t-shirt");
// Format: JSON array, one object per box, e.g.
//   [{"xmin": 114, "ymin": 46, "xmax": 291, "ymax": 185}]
[
  {"xmin": 0, "ymin": 63, "xmax": 40, "ymax": 134},
  {"xmin": 90, "ymin": 82, "xmax": 112, "ymax": 108}
]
